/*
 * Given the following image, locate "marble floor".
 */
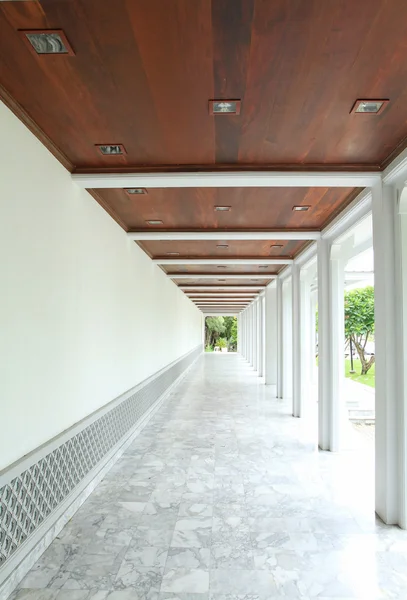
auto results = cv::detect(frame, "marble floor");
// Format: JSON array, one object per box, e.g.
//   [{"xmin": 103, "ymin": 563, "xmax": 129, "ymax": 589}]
[{"xmin": 10, "ymin": 354, "xmax": 407, "ymax": 600}]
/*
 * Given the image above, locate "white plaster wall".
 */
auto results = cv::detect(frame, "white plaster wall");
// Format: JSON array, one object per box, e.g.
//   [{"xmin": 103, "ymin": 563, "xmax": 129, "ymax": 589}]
[{"xmin": 0, "ymin": 101, "xmax": 203, "ymax": 470}]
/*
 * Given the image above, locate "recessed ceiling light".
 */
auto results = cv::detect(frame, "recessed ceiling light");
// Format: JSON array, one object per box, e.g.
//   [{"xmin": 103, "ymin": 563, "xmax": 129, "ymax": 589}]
[
  {"xmin": 214, "ymin": 206, "xmax": 231, "ymax": 212},
  {"xmin": 270, "ymin": 244, "xmax": 283, "ymax": 249},
  {"xmin": 351, "ymin": 99, "xmax": 389, "ymax": 115},
  {"xmin": 259, "ymin": 265, "xmax": 269, "ymax": 269},
  {"xmin": 96, "ymin": 144, "xmax": 126, "ymax": 156},
  {"xmin": 166, "ymin": 252, "xmax": 180, "ymax": 256},
  {"xmin": 20, "ymin": 30, "xmax": 74, "ymax": 55},
  {"xmin": 216, "ymin": 244, "xmax": 229, "ymax": 248},
  {"xmin": 292, "ymin": 205, "xmax": 310, "ymax": 212},
  {"xmin": 146, "ymin": 220, "xmax": 163, "ymax": 225},
  {"xmin": 125, "ymin": 188, "xmax": 147, "ymax": 195},
  {"xmin": 209, "ymin": 100, "xmax": 241, "ymax": 115}
]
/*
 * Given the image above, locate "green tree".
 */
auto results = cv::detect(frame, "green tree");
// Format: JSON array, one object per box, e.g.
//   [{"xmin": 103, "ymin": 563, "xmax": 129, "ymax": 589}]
[
  {"xmin": 344, "ymin": 286, "xmax": 375, "ymax": 375},
  {"xmin": 228, "ymin": 318, "xmax": 238, "ymax": 351},
  {"xmin": 205, "ymin": 316, "xmax": 226, "ymax": 348}
]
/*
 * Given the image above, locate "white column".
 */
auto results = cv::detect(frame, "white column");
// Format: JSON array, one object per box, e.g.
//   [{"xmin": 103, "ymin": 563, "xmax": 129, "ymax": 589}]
[
  {"xmin": 253, "ymin": 301, "xmax": 258, "ymax": 371},
  {"xmin": 292, "ymin": 263, "xmax": 301, "ymax": 417},
  {"xmin": 249, "ymin": 305, "xmax": 254, "ymax": 366},
  {"xmin": 276, "ymin": 278, "xmax": 284, "ymax": 398},
  {"xmin": 265, "ymin": 282, "xmax": 278, "ymax": 393},
  {"xmin": 372, "ymin": 181, "xmax": 407, "ymax": 527},
  {"xmin": 310, "ymin": 289, "xmax": 318, "ymax": 387},
  {"xmin": 317, "ymin": 238, "xmax": 331, "ymax": 450},
  {"xmin": 244, "ymin": 311, "xmax": 248, "ymax": 359},
  {"xmin": 300, "ymin": 269, "xmax": 313, "ymax": 412},
  {"xmin": 329, "ymin": 246, "xmax": 346, "ymax": 452},
  {"xmin": 282, "ymin": 278, "xmax": 293, "ymax": 400},
  {"xmin": 237, "ymin": 314, "xmax": 242, "ymax": 354},
  {"xmin": 318, "ymin": 238, "xmax": 347, "ymax": 452},
  {"xmin": 258, "ymin": 296, "xmax": 264, "ymax": 377}
]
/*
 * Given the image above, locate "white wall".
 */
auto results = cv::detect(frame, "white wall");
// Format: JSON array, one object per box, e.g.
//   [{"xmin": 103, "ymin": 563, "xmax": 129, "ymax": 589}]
[{"xmin": 0, "ymin": 101, "xmax": 203, "ymax": 471}]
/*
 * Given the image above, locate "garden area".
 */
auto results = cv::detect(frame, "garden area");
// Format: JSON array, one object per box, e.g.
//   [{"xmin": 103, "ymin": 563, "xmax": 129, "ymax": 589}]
[{"xmin": 205, "ymin": 316, "xmax": 237, "ymax": 353}]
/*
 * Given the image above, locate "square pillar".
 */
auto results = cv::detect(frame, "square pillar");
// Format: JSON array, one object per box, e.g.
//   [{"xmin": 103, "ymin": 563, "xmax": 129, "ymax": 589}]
[
  {"xmin": 237, "ymin": 314, "xmax": 242, "ymax": 354},
  {"xmin": 244, "ymin": 310, "xmax": 248, "ymax": 359},
  {"xmin": 300, "ymin": 267, "xmax": 317, "ymax": 411},
  {"xmin": 292, "ymin": 263, "xmax": 301, "ymax": 417},
  {"xmin": 276, "ymin": 279, "xmax": 284, "ymax": 398},
  {"xmin": 372, "ymin": 182, "xmax": 407, "ymax": 528},
  {"xmin": 282, "ymin": 278, "xmax": 293, "ymax": 400},
  {"xmin": 318, "ymin": 238, "xmax": 353, "ymax": 452},
  {"xmin": 258, "ymin": 296, "xmax": 265, "ymax": 377},
  {"xmin": 249, "ymin": 305, "xmax": 254, "ymax": 366},
  {"xmin": 253, "ymin": 301, "xmax": 258, "ymax": 371},
  {"xmin": 265, "ymin": 282, "xmax": 278, "ymax": 393},
  {"xmin": 330, "ymin": 246, "xmax": 346, "ymax": 452},
  {"xmin": 317, "ymin": 238, "xmax": 331, "ymax": 450}
]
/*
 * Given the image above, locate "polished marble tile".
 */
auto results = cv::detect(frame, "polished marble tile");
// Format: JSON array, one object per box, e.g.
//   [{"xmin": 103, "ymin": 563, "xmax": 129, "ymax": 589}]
[
  {"xmin": 9, "ymin": 355, "xmax": 407, "ymax": 600},
  {"xmin": 161, "ymin": 569, "xmax": 209, "ymax": 594}
]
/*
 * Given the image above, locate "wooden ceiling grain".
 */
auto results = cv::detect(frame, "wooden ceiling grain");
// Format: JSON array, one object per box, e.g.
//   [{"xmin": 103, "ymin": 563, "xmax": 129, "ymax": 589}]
[
  {"xmin": 172, "ymin": 277, "xmax": 273, "ymax": 286},
  {"xmin": 162, "ymin": 265, "xmax": 281, "ymax": 275},
  {"xmin": 93, "ymin": 187, "xmax": 359, "ymax": 232},
  {"xmin": 1, "ymin": 0, "xmax": 407, "ymax": 170},
  {"xmin": 139, "ymin": 240, "xmax": 306, "ymax": 259}
]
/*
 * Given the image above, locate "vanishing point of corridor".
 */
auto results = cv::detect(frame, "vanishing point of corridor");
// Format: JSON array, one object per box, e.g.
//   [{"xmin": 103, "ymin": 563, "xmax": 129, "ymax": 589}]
[{"xmin": 11, "ymin": 355, "xmax": 407, "ymax": 600}]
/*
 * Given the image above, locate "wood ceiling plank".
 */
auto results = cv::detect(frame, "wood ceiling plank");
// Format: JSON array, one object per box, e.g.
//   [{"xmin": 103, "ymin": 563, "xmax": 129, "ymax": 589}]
[
  {"xmin": 164, "ymin": 264, "xmax": 280, "ymax": 274},
  {"xmin": 173, "ymin": 277, "xmax": 272, "ymax": 286},
  {"xmin": 212, "ymin": 0, "xmax": 254, "ymax": 163},
  {"xmin": 138, "ymin": 239, "xmax": 307, "ymax": 258},
  {"xmin": 2, "ymin": 1, "xmax": 407, "ymax": 169},
  {"xmin": 94, "ymin": 187, "xmax": 359, "ymax": 231}
]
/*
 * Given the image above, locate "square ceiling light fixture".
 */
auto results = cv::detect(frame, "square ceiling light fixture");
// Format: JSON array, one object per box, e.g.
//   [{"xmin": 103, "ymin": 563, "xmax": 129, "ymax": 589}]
[
  {"xmin": 351, "ymin": 99, "xmax": 389, "ymax": 114},
  {"xmin": 217, "ymin": 244, "xmax": 229, "ymax": 248},
  {"xmin": 292, "ymin": 205, "xmax": 310, "ymax": 212},
  {"xmin": 214, "ymin": 206, "xmax": 231, "ymax": 212},
  {"xmin": 270, "ymin": 244, "xmax": 283, "ymax": 249},
  {"xmin": 20, "ymin": 30, "xmax": 75, "ymax": 55},
  {"xmin": 166, "ymin": 252, "xmax": 180, "ymax": 256},
  {"xmin": 209, "ymin": 100, "xmax": 241, "ymax": 115},
  {"xmin": 125, "ymin": 188, "xmax": 147, "ymax": 195},
  {"xmin": 96, "ymin": 144, "xmax": 126, "ymax": 156},
  {"xmin": 145, "ymin": 220, "xmax": 163, "ymax": 225}
]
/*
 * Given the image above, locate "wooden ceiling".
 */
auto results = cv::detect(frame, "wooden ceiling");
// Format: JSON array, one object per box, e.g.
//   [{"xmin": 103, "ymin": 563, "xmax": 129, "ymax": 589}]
[
  {"xmin": 2, "ymin": 0, "xmax": 407, "ymax": 170},
  {"xmin": 91, "ymin": 187, "xmax": 360, "ymax": 232},
  {"xmin": 139, "ymin": 240, "xmax": 305, "ymax": 259},
  {"xmin": 2, "ymin": 0, "xmax": 407, "ymax": 312}
]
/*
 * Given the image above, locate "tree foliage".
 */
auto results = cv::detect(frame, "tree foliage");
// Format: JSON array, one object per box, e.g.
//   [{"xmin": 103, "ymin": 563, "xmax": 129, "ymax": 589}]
[
  {"xmin": 344, "ymin": 286, "xmax": 375, "ymax": 375},
  {"xmin": 205, "ymin": 316, "xmax": 226, "ymax": 348},
  {"xmin": 204, "ymin": 316, "xmax": 238, "ymax": 350}
]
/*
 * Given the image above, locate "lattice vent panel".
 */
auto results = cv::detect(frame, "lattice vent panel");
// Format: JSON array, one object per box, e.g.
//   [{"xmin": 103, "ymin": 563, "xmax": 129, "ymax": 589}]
[{"xmin": 0, "ymin": 346, "xmax": 201, "ymax": 566}]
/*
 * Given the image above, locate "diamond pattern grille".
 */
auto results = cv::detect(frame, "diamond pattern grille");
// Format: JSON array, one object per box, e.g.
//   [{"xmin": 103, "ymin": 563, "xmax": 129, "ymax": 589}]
[{"xmin": 0, "ymin": 347, "xmax": 201, "ymax": 566}]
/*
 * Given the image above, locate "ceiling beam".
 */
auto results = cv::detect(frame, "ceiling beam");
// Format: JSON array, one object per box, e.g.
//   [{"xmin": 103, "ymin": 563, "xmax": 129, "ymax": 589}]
[
  {"xmin": 202, "ymin": 313, "xmax": 240, "ymax": 316},
  {"xmin": 170, "ymin": 274, "xmax": 276, "ymax": 280},
  {"xmin": 180, "ymin": 285, "xmax": 265, "ymax": 291},
  {"xmin": 128, "ymin": 231, "xmax": 320, "ymax": 241},
  {"xmin": 186, "ymin": 293, "xmax": 257, "ymax": 297},
  {"xmin": 72, "ymin": 171, "xmax": 380, "ymax": 189},
  {"xmin": 194, "ymin": 300, "xmax": 251, "ymax": 304},
  {"xmin": 156, "ymin": 258, "xmax": 291, "ymax": 265}
]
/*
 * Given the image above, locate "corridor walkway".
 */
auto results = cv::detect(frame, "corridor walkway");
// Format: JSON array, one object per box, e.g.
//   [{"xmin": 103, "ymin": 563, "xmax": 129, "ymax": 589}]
[{"xmin": 11, "ymin": 355, "xmax": 407, "ymax": 599}]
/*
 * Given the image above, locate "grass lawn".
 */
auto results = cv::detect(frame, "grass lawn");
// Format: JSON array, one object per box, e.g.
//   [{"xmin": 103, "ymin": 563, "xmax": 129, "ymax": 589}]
[{"xmin": 345, "ymin": 358, "xmax": 375, "ymax": 388}]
